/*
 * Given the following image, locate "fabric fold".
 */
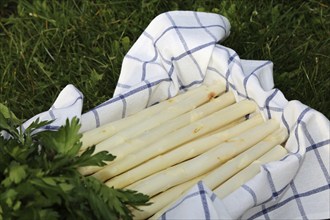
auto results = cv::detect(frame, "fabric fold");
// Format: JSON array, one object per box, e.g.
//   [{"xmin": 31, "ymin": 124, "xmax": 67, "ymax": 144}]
[
  {"xmin": 22, "ymin": 84, "xmax": 83, "ymax": 131},
  {"xmin": 79, "ymin": 11, "xmax": 231, "ymax": 132}
]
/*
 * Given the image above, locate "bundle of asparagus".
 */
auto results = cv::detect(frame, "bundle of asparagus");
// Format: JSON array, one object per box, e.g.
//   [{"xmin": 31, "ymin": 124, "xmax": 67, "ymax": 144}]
[{"xmin": 79, "ymin": 81, "xmax": 288, "ymax": 219}]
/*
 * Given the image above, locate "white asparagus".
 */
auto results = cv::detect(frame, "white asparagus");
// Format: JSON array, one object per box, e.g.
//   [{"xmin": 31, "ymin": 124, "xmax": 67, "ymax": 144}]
[
  {"xmin": 105, "ymin": 114, "xmax": 264, "ymax": 187},
  {"xmin": 126, "ymin": 119, "xmax": 279, "ymax": 197},
  {"xmin": 214, "ymin": 145, "xmax": 288, "ymax": 199},
  {"xmin": 150, "ymin": 144, "xmax": 288, "ymax": 220},
  {"xmin": 80, "ymin": 83, "xmax": 215, "ymax": 151},
  {"xmin": 81, "ymin": 91, "xmax": 235, "ymax": 175},
  {"xmin": 88, "ymin": 82, "xmax": 226, "ymax": 152},
  {"xmin": 202, "ymin": 128, "xmax": 288, "ymax": 190},
  {"xmin": 92, "ymin": 99, "xmax": 257, "ymax": 181},
  {"xmin": 202, "ymin": 116, "xmax": 246, "ymax": 137},
  {"xmin": 132, "ymin": 173, "xmax": 209, "ymax": 220}
]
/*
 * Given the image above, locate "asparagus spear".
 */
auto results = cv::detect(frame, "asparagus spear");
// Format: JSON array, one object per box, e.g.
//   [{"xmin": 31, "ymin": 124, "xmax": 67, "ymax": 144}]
[
  {"xmin": 85, "ymin": 82, "xmax": 226, "ymax": 153},
  {"xmin": 126, "ymin": 119, "xmax": 279, "ymax": 197},
  {"xmin": 132, "ymin": 174, "xmax": 209, "ymax": 220},
  {"xmin": 80, "ymin": 83, "xmax": 219, "ymax": 151},
  {"xmin": 81, "ymin": 91, "xmax": 234, "ymax": 175},
  {"xmin": 150, "ymin": 143, "xmax": 288, "ymax": 220},
  {"xmin": 92, "ymin": 99, "xmax": 257, "ymax": 181},
  {"xmin": 214, "ymin": 145, "xmax": 288, "ymax": 199},
  {"xmin": 202, "ymin": 128, "xmax": 288, "ymax": 190},
  {"xmin": 105, "ymin": 114, "xmax": 263, "ymax": 187}
]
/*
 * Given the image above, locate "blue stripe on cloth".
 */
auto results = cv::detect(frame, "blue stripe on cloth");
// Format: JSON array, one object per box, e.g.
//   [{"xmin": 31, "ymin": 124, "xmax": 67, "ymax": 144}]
[
  {"xmin": 41, "ymin": 125, "xmax": 60, "ymax": 131},
  {"xmin": 193, "ymin": 11, "xmax": 217, "ymax": 41},
  {"xmin": 63, "ymin": 96, "xmax": 83, "ymax": 107},
  {"xmin": 177, "ymin": 76, "xmax": 186, "ymax": 92},
  {"xmin": 157, "ymin": 38, "xmax": 214, "ymax": 90},
  {"xmin": 218, "ymin": 46, "xmax": 240, "ymax": 92},
  {"xmin": 161, "ymin": 211, "xmax": 166, "ymax": 220},
  {"xmin": 22, "ymin": 124, "xmax": 63, "ymax": 132},
  {"xmin": 51, "ymin": 96, "xmax": 82, "ymax": 111},
  {"xmin": 214, "ymin": 44, "xmax": 232, "ymax": 61},
  {"xmin": 228, "ymin": 53, "xmax": 238, "ymax": 64},
  {"xmin": 72, "ymin": 85, "xmax": 84, "ymax": 98},
  {"xmin": 281, "ymin": 113, "xmax": 290, "ymax": 135},
  {"xmin": 141, "ymin": 31, "xmax": 159, "ymax": 81},
  {"xmin": 42, "ymin": 94, "xmax": 82, "ymax": 125},
  {"xmin": 49, "ymin": 109, "xmax": 56, "ymax": 120},
  {"xmin": 207, "ymin": 65, "xmax": 249, "ymax": 99},
  {"xmin": 197, "ymin": 181, "xmax": 211, "ymax": 220},
  {"xmin": 125, "ymin": 54, "xmax": 146, "ymax": 62},
  {"xmin": 117, "ymin": 83, "xmax": 131, "ymax": 89},
  {"xmin": 301, "ymin": 121, "xmax": 315, "ymax": 145},
  {"xmin": 30, "ymin": 125, "xmax": 61, "ymax": 133},
  {"xmin": 289, "ymin": 182, "xmax": 308, "ymax": 219},
  {"xmin": 280, "ymin": 152, "xmax": 293, "ymax": 162},
  {"xmin": 293, "ymin": 107, "xmax": 311, "ymax": 154},
  {"xmin": 166, "ymin": 12, "xmax": 207, "ymax": 80},
  {"xmin": 119, "ymin": 94, "xmax": 127, "ymax": 118},
  {"xmin": 142, "ymin": 30, "xmax": 154, "ymax": 42},
  {"xmin": 163, "ymin": 191, "xmax": 202, "ymax": 213},
  {"xmin": 125, "ymin": 53, "xmax": 164, "ymax": 69},
  {"xmin": 206, "ymin": 45, "xmax": 239, "ymax": 91},
  {"xmin": 242, "ymin": 184, "xmax": 258, "ymax": 206},
  {"xmin": 207, "ymin": 66, "xmax": 224, "ymax": 76},
  {"xmin": 210, "ymin": 192, "xmax": 217, "ymax": 202},
  {"xmin": 168, "ymin": 60, "xmax": 175, "ymax": 78},
  {"xmin": 158, "ymin": 47, "xmax": 172, "ymax": 65},
  {"xmin": 173, "ymin": 41, "xmax": 216, "ymax": 62},
  {"xmin": 257, "ymin": 181, "xmax": 291, "ymax": 207},
  {"xmin": 167, "ymin": 84, "xmax": 172, "ymax": 100},
  {"xmin": 92, "ymin": 109, "xmax": 100, "ymax": 127},
  {"xmin": 125, "ymin": 53, "xmax": 162, "ymax": 66},
  {"xmin": 247, "ymin": 184, "xmax": 330, "ymax": 219},
  {"xmin": 262, "ymin": 164, "xmax": 279, "ymax": 198},
  {"xmin": 237, "ymin": 90, "xmax": 251, "ymax": 99},
  {"xmin": 210, "ymin": 46, "xmax": 278, "ymax": 109},
  {"xmin": 293, "ymin": 152, "xmax": 303, "ymax": 162},
  {"xmin": 243, "ymin": 61, "xmax": 272, "ymax": 98},
  {"xmin": 302, "ymin": 123, "xmax": 330, "ymax": 183},
  {"xmin": 259, "ymin": 105, "xmax": 283, "ymax": 113},
  {"xmin": 179, "ymin": 79, "xmax": 204, "ymax": 90},
  {"xmin": 153, "ymin": 23, "xmax": 226, "ymax": 47},
  {"xmin": 306, "ymin": 139, "xmax": 330, "ymax": 152},
  {"xmin": 144, "ymin": 79, "xmax": 153, "ymax": 107},
  {"xmin": 161, "ymin": 181, "xmax": 210, "ymax": 219},
  {"xmin": 150, "ymin": 14, "xmax": 226, "ymax": 69},
  {"xmin": 261, "ymin": 204, "xmax": 271, "ymax": 220},
  {"xmin": 93, "ymin": 78, "xmax": 171, "ymax": 109},
  {"xmin": 264, "ymin": 89, "xmax": 279, "ymax": 119},
  {"xmin": 141, "ymin": 60, "xmax": 148, "ymax": 81},
  {"xmin": 225, "ymin": 55, "xmax": 239, "ymax": 91},
  {"xmin": 207, "ymin": 64, "xmax": 230, "ymax": 90}
]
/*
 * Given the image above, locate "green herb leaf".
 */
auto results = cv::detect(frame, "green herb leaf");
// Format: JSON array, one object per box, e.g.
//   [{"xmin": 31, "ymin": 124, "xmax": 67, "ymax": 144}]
[
  {"xmin": 0, "ymin": 112, "xmax": 150, "ymax": 220},
  {"xmin": 8, "ymin": 162, "xmax": 28, "ymax": 184},
  {"xmin": 38, "ymin": 117, "xmax": 82, "ymax": 156},
  {"xmin": 0, "ymin": 110, "xmax": 17, "ymax": 136},
  {"xmin": 73, "ymin": 146, "xmax": 116, "ymax": 168}
]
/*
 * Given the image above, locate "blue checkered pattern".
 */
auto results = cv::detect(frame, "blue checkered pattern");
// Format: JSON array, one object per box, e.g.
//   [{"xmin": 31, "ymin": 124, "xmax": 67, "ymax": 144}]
[{"xmin": 22, "ymin": 11, "xmax": 329, "ymax": 219}]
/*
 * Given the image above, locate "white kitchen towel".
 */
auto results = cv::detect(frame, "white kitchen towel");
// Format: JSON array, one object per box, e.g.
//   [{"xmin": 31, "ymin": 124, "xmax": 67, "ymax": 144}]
[
  {"xmin": 22, "ymin": 11, "xmax": 330, "ymax": 219},
  {"xmin": 21, "ymin": 84, "xmax": 83, "ymax": 132}
]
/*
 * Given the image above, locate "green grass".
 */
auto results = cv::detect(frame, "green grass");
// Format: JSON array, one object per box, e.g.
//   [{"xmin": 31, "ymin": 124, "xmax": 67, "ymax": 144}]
[{"xmin": 0, "ymin": 0, "xmax": 329, "ymax": 120}]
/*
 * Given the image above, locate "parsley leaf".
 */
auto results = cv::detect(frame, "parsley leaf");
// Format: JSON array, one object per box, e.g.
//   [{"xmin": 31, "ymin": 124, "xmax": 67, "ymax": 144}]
[{"xmin": 0, "ymin": 110, "xmax": 150, "ymax": 220}]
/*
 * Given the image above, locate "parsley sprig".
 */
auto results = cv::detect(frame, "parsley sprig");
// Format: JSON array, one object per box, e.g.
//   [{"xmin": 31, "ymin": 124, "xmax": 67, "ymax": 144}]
[{"xmin": 0, "ymin": 111, "xmax": 150, "ymax": 220}]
